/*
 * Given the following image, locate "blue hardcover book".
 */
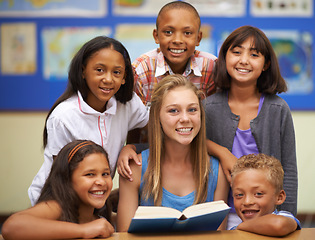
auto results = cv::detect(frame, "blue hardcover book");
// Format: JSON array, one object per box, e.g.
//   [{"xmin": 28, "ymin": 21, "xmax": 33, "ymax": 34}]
[{"xmin": 128, "ymin": 200, "xmax": 231, "ymax": 233}]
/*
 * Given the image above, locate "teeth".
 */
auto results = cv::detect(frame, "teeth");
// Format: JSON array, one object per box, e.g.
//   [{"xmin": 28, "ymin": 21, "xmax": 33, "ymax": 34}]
[
  {"xmin": 237, "ymin": 68, "xmax": 250, "ymax": 73},
  {"xmin": 170, "ymin": 49, "xmax": 184, "ymax": 54},
  {"xmin": 92, "ymin": 191, "xmax": 104, "ymax": 195},
  {"xmin": 176, "ymin": 128, "xmax": 192, "ymax": 133},
  {"xmin": 243, "ymin": 210, "xmax": 258, "ymax": 214}
]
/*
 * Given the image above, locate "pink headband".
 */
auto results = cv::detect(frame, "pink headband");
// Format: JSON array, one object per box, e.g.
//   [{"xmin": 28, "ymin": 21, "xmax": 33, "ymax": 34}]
[{"xmin": 68, "ymin": 141, "xmax": 93, "ymax": 162}]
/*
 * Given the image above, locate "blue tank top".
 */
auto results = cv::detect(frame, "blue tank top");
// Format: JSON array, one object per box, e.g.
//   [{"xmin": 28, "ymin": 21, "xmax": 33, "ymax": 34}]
[{"xmin": 139, "ymin": 149, "xmax": 219, "ymax": 212}]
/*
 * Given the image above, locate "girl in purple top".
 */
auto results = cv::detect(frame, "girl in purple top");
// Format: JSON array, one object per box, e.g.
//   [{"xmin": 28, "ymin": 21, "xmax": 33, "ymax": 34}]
[{"xmin": 204, "ymin": 26, "xmax": 297, "ymax": 229}]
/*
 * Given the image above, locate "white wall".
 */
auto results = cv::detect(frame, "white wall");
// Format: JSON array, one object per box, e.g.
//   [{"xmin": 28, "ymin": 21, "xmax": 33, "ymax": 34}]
[{"xmin": 0, "ymin": 111, "xmax": 314, "ymax": 214}]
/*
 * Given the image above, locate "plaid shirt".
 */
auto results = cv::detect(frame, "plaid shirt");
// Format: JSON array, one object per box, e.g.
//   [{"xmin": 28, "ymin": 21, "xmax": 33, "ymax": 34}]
[{"xmin": 132, "ymin": 48, "xmax": 217, "ymax": 106}]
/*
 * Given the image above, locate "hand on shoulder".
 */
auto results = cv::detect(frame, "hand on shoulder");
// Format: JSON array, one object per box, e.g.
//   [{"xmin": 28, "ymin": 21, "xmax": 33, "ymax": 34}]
[{"xmin": 117, "ymin": 144, "xmax": 141, "ymax": 181}]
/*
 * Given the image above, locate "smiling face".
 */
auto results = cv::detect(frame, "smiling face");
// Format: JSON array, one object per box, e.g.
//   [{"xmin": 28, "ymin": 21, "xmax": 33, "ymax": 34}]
[
  {"xmin": 153, "ymin": 8, "xmax": 202, "ymax": 74},
  {"xmin": 72, "ymin": 152, "xmax": 113, "ymax": 211},
  {"xmin": 226, "ymin": 37, "xmax": 268, "ymax": 87},
  {"xmin": 83, "ymin": 47, "xmax": 126, "ymax": 112},
  {"xmin": 232, "ymin": 169, "xmax": 285, "ymax": 222},
  {"xmin": 159, "ymin": 86, "xmax": 201, "ymax": 146}
]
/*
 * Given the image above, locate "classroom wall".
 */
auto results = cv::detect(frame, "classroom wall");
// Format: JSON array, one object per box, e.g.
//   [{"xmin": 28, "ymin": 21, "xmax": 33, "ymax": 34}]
[
  {"xmin": 1, "ymin": 0, "xmax": 314, "ymax": 111},
  {"xmin": 0, "ymin": 1, "xmax": 314, "ymax": 215},
  {"xmin": 0, "ymin": 111, "xmax": 314, "ymax": 214}
]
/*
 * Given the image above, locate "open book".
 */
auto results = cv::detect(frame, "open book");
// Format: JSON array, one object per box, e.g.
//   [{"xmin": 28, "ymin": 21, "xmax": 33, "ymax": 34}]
[{"xmin": 128, "ymin": 200, "xmax": 230, "ymax": 233}]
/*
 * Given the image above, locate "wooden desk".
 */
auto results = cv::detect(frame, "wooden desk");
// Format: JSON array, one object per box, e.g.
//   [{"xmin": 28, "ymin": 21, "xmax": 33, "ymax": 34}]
[
  {"xmin": 104, "ymin": 229, "xmax": 313, "ymax": 240},
  {"xmin": 1, "ymin": 228, "xmax": 314, "ymax": 240}
]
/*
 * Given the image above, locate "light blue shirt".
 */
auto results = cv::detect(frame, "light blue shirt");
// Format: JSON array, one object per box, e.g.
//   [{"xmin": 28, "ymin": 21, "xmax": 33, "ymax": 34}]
[{"xmin": 230, "ymin": 209, "xmax": 301, "ymax": 230}]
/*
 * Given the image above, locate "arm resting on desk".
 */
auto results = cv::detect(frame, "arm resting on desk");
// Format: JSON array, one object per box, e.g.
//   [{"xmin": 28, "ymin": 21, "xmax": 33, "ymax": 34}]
[
  {"xmin": 236, "ymin": 214, "xmax": 298, "ymax": 237},
  {"xmin": 1, "ymin": 201, "xmax": 114, "ymax": 239}
]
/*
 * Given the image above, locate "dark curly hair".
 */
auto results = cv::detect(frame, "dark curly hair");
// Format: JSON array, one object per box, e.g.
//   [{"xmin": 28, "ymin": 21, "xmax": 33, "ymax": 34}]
[{"xmin": 43, "ymin": 36, "xmax": 134, "ymax": 147}]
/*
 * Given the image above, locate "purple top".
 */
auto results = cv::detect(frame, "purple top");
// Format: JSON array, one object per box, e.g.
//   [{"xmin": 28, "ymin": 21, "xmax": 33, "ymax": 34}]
[{"xmin": 229, "ymin": 94, "xmax": 265, "ymax": 212}]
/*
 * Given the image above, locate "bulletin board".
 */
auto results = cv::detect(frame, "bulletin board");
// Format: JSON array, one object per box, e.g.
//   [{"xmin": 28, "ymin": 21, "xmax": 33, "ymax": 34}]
[{"xmin": 0, "ymin": 0, "xmax": 314, "ymax": 111}]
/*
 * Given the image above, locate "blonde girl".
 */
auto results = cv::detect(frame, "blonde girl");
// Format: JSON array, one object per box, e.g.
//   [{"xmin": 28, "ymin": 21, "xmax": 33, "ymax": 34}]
[{"xmin": 117, "ymin": 74, "xmax": 228, "ymax": 232}]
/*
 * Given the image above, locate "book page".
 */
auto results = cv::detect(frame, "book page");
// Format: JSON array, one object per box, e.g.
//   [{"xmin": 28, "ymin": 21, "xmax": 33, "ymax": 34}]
[
  {"xmin": 133, "ymin": 206, "xmax": 182, "ymax": 219},
  {"xmin": 182, "ymin": 200, "xmax": 229, "ymax": 218}
]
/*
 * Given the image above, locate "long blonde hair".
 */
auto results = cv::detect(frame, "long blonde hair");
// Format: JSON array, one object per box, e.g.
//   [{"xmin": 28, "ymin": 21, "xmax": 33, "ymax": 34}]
[{"xmin": 142, "ymin": 74, "xmax": 210, "ymax": 205}]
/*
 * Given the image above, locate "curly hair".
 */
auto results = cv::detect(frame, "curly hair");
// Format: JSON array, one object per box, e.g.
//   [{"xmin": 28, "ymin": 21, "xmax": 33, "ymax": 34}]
[
  {"xmin": 231, "ymin": 153, "xmax": 284, "ymax": 193},
  {"xmin": 43, "ymin": 36, "xmax": 134, "ymax": 147}
]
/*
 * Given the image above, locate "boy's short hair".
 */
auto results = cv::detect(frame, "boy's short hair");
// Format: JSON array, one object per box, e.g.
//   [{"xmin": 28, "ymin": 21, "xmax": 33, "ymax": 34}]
[
  {"xmin": 156, "ymin": 1, "xmax": 200, "ymax": 30},
  {"xmin": 231, "ymin": 153, "xmax": 284, "ymax": 193}
]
